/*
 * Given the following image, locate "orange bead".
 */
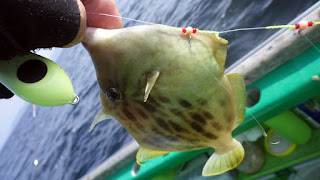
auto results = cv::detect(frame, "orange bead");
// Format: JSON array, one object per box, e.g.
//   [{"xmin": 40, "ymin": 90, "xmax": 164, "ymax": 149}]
[
  {"xmin": 185, "ymin": 26, "xmax": 193, "ymax": 34},
  {"xmin": 299, "ymin": 21, "xmax": 308, "ymax": 30}
]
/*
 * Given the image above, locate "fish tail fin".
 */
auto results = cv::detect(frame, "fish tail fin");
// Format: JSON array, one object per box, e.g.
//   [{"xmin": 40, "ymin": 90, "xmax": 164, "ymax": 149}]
[{"xmin": 202, "ymin": 139, "xmax": 244, "ymax": 176}]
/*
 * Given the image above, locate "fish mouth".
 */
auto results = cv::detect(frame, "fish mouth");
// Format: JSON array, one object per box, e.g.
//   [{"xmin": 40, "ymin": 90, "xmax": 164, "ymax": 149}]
[{"xmin": 81, "ymin": 27, "xmax": 97, "ymax": 49}]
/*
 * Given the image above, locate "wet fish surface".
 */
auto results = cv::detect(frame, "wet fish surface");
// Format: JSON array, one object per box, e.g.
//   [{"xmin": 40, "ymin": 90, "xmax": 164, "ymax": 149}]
[{"xmin": 84, "ymin": 25, "xmax": 246, "ymax": 176}]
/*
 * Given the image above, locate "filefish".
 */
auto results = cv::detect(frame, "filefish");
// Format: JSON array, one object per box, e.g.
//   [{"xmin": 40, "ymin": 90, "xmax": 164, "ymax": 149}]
[{"xmin": 83, "ymin": 25, "xmax": 246, "ymax": 176}]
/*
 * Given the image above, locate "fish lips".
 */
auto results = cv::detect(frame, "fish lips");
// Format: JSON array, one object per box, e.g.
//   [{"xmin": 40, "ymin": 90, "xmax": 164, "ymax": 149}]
[{"xmin": 82, "ymin": 27, "xmax": 98, "ymax": 50}]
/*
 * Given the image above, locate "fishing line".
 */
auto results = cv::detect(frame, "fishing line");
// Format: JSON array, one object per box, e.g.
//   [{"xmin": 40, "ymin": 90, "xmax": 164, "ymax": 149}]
[
  {"xmin": 87, "ymin": 12, "xmax": 157, "ymax": 25},
  {"xmin": 198, "ymin": 59, "xmax": 232, "ymax": 94},
  {"xmin": 299, "ymin": 30, "xmax": 320, "ymax": 53},
  {"xmin": 219, "ymin": 27, "xmax": 269, "ymax": 34},
  {"xmin": 237, "ymin": 104, "xmax": 279, "ymax": 145},
  {"xmin": 245, "ymin": 107, "xmax": 280, "ymax": 145},
  {"xmin": 87, "ymin": 12, "xmax": 320, "ymax": 35}
]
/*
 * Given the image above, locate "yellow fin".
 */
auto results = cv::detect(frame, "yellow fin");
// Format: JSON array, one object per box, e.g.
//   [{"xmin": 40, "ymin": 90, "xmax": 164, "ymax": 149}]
[
  {"xmin": 89, "ymin": 109, "xmax": 113, "ymax": 132},
  {"xmin": 202, "ymin": 139, "xmax": 244, "ymax": 176},
  {"xmin": 226, "ymin": 73, "xmax": 246, "ymax": 128},
  {"xmin": 144, "ymin": 71, "xmax": 160, "ymax": 102},
  {"xmin": 136, "ymin": 147, "xmax": 171, "ymax": 165}
]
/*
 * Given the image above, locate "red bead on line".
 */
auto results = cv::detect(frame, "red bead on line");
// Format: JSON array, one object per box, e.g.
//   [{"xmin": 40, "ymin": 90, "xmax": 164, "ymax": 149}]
[
  {"xmin": 182, "ymin": 26, "xmax": 197, "ymax": 34},
  {"xmin": 193, "ymin": 28, "xmax": 197, "ymax": 33},
  {"xmin": 296, "ymin": 21, "xmax": 312, "ymax": 30}
]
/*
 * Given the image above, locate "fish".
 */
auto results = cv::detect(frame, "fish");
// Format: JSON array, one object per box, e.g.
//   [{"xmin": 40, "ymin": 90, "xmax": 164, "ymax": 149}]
[{"xmin": 83, "ymin": 25, "xmax": 246, "ymax": 176}]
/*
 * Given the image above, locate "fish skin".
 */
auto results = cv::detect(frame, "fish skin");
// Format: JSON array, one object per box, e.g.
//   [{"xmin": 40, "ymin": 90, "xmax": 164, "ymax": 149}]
[{"xmin": 84, "ymin": 25, "xmax": 245, "ymax": 175}]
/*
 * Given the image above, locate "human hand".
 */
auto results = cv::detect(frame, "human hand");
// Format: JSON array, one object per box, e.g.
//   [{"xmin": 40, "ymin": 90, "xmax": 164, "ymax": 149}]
[
  {"xmin": 65, "ymin": 0, "xmax": 123, "ymax": 47},
  {"xmin": 0, "ymin": 0, "xmax": 123, "ymax": 100}
]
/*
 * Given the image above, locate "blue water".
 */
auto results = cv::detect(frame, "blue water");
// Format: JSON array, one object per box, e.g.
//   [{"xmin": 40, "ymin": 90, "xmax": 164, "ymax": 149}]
[{"xmin": 0, "ymin": 0, "xmax": 317, "ymax": 179}]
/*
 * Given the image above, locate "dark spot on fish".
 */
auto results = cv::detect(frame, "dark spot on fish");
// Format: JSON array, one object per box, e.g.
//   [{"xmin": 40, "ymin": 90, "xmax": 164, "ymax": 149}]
[
  {"xmin": 204, "ymin": 133, "xmax": 217, "ymax": 139},
  {"xmin": 190, "ymin": 113, "xmax": 206, "ymax": 124},
  {"xmin": 155, "ymin": 117, "xmax": 171, "ymax": 132},
  {"xmin": 197, "ymin": 98, "xmax": 207, "ymax": 106},
  {"xmin": 152, "ymin": 127, "xmax": 162, "ymax": 135},
  {"xmin": 137, "ymin": 101, "xmax": 157, "ymax": 113},
  {"xmin": 148, "ymin": 96, "xmax": 161, "ymax": 107},
  {"xmin": 219, "ymin": 99, "xmax": 226, "ymax": 106},
  {"xmin": 175, "ymin": 134, "xmax": 197, "ymax": 142},
  {"xmin": 170, "ymin": 109, "xmax": 186, "ymax": 119},
  {"xmin": 162, "ymin": 134, "xmax": 178, "ymax": 142},
  {"xmin": 203, "ymin": 111, "xmax": 214, "ymax": 119},
  {"xmin": 211, "ymin": 121, "xmax": 223, "ymax": 131},
  {"xmin": 190, "ymin": 122, "xmax": 204, "ymax": 133},
  {"xmin": 122, "ymin": 105, "xmax": 136, "ymax": 121},
  {"xmin": 175, "ymin": 134, "xmax": 184, "ymax": 139},
  {"xmin": 225, "ymin": 112, "xmax": 233, "ymax": 122},
  {"xmin": 169, "ymin": 121, "xmax": 186, "ymax": 132},
  {"xmin": 135, "ymin": 121, "xmax": 145, "ymax": 132},
  {"xmin": 136, "ymin": 108, "xmax": 148, "ymax": 119},
  {"xmin": 158, "ymin": 96, "xmax": 170, "ymax": 103},
  {"xmin": 156, "ymin": 109, "xmax": 169, "ymax": 117},
  {"xmin": 179, "ymin": 99, "xmax": 192, "ymax": 108}
]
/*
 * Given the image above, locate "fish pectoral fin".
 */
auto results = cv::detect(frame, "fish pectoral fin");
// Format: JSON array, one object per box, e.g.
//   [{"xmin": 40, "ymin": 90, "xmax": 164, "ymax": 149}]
[
  {"xmin": 136, "ymin": 147, "xmax": 171, "ymax": 166},
  {"xmin": 89, "ymin": 109, "xmax": 113, "ymax": 132},
  {"xmin": 144, "ymin": 71, "xmax": 160, "ymax": 102},
  {"xmin": 226, "ymin": 73, "xmax": 246, "ymax": 128},
  {"xmin": 202, "ymin": 139, "xmax": 244, "ymax": 176}
]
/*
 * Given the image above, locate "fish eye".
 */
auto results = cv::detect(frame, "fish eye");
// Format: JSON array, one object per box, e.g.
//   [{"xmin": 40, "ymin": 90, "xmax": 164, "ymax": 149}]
[{"xmin": 106, "ymin": 88, "xmax": 123, "ymax": 102}]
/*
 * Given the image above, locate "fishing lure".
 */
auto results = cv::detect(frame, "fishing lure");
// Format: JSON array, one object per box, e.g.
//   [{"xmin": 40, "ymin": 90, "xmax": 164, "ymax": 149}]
[{"xmin": 0, "ymin": 53, "xmax": 79, "ymax": 106}]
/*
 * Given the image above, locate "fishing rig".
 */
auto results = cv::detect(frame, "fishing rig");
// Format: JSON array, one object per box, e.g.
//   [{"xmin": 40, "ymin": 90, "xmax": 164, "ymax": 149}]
[
  {"xmin": 81, "ymin": 8, "xmax": 320, "ymax": 180},
  {"xmin": 0, "ymin": 12, "xmax": 319, "ymax": 107}
]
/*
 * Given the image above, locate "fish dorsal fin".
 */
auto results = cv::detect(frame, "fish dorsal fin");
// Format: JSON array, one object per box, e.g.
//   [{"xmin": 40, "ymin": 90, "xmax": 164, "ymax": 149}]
[
  {"xmin": 226, "ymin": 73, "xmax": 246, "ymax": 128},
  {"xmin": 202, "ymin": 139, "xmax": 244, "ymax": 176},
  {"xmin": 89, "ymin": 109, "xmax": 113, "ymax": 132},
  {"xmin": 136, "ymin": 147, "xmax": 171, "ymax": 165},
  {"xmin": 144, "ymin": 71, "xmax": 160, "ymax": 102},
  {"xmin": 205, "ymin": 33, "xmax": 228, "ymax": 68}
]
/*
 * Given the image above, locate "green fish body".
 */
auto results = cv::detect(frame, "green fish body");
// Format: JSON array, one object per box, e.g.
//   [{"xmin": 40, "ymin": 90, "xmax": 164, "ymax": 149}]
[{"xmin": 84, "ymin": 25, "xmax": 246, "ymax": 176}]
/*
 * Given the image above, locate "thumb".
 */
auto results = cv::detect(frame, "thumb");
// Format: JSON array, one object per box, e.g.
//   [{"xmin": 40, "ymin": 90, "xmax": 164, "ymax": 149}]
[{"xmin": 63, "ymin": 0, "xmax": 87, "ymax": 47}]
